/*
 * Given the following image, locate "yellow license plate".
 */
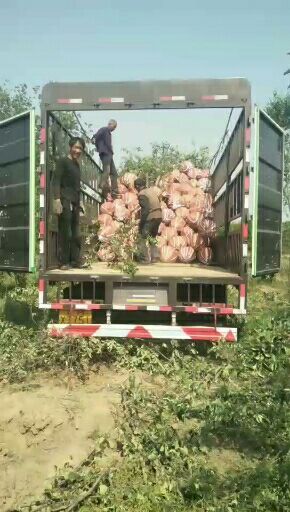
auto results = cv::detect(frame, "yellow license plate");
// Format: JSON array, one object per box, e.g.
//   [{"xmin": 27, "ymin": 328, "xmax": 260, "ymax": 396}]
[{"xmin": 59, "ymin": 310, "xmax": 92, "ymax": 324}]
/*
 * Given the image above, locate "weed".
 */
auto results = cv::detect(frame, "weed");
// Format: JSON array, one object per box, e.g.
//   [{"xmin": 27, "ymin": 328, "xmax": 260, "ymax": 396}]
[{"xmin": 2, "ymin": 275, "xmax": 290, "ymax": 511}]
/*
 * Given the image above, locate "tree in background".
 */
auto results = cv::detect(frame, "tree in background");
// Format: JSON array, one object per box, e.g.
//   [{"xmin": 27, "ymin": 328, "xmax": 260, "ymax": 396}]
[
  {"xmin": 265, "ymin": 92, "xmax": 290, "ymax": 208},
  {"xmin": 0, "ymin": 82, "xmax": 36, "ymax": 121},
  {"xmin": 0, "ymin": 81, "xmax": 289, "ymax": 207},
  {"xmin": 121, "ymin": 142, "xmax": 210, "ymax": 184}
]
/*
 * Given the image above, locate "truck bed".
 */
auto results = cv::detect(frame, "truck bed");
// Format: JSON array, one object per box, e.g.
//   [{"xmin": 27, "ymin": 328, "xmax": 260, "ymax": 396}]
[{"xmin": 45, "ymin": 262, "xmax": 242, "ymax": 284}]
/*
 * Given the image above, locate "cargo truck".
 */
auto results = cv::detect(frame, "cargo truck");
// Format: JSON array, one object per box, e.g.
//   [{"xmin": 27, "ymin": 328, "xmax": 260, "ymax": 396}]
[{"xmin": 0, "ymin": 78, "xmax": 284, "ymax": 341}]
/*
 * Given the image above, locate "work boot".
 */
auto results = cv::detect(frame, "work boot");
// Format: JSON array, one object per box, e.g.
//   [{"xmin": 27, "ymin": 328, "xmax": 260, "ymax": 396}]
[
  {"xmin": 71, "ymin": 261, "xmax": 91, "ymax": 269},
  {"xmin": 59, "ymin": 264, "xmax": 72, "ymax": 271}
]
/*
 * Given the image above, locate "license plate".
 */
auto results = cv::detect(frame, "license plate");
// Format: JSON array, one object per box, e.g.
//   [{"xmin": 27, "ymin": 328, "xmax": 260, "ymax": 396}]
[{"xmin": 59, "ymin": 310, "xmax": 92, "ymax": 324}]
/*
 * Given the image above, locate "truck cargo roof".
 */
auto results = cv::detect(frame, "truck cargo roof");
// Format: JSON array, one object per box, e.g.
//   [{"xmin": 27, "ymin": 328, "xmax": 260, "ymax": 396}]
[{"xmin": 42, "ymin": 78, "xmax": 251, "ymax": 111}]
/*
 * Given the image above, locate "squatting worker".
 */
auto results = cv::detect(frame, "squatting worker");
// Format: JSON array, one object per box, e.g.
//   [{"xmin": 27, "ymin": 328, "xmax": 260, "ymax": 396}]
[
  {"xmin": 134, "ymin": 178, "xmax": 162, "ymax": 264},
  {"xmin": 52, "ymin": 137, "xmax": 86, "ymax": 270},
  {"xmin": 92, "ymin": 119, "xmax": 118, "ymax": 199}
]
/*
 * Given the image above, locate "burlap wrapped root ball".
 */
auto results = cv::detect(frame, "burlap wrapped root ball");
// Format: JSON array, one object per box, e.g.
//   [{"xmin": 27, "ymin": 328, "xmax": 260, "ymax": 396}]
[
  {"xmin": 97, "ymin": 173, "xmax": 140, "ymax": 263},
  {"xmin": 97, "ymin": 166, "xmax": 216, "ymax": 265},
  {"xmin": 156, "ymin": 161, "xmax": 216, "ymax": 264}
]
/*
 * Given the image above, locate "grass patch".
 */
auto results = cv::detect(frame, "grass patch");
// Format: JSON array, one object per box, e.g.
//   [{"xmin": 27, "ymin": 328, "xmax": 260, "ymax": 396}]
[{"xmin": 1, "ymin": 270, "xmax": 289, "ymax": 511}]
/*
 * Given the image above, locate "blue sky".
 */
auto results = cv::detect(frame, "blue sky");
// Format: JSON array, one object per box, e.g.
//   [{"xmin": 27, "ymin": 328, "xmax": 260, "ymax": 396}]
[{"xmin": 0, "ymin": 0, "xmax": 289, "ymax": 162}]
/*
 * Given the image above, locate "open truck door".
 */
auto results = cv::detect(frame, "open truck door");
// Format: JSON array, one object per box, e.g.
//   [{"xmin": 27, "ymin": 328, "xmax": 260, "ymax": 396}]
[
  {"xmin": 252, "ymin": 107, "xmax": 284, "ymax": 277},
  {"xmin": 0, "ymin": 110, "xmax": 35, "ymax": 272}
]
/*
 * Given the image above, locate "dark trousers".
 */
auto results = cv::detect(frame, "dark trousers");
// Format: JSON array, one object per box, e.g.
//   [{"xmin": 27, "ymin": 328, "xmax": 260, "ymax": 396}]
[
  {"xmin": 58, "ymin": 200, "xmax": 81, "ymax": 265},
  {"xmin": 100, "ymin": 154, "xmax": 118, "ymax": 197},
  {"xmin": 139, "ymin": 218, "xmax": 161, "ymax": 263}
]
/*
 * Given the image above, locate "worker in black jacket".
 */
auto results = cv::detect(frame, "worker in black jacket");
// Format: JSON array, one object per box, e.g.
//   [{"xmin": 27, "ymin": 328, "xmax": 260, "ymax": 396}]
[
  {"xmin": 135, "ymin": 178, "xmax": 162, "ymax": 264},
  {"xmin": 52, "ymin": 137, "xmax": 86, "ymax": 270},
  {"xmin": 92, "ymin": 120, "xmax": 118, "ymax": 199}
]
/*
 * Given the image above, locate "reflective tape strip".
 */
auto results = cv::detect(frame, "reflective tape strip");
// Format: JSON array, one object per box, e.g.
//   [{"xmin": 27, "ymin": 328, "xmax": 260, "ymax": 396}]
[
  {"xmin": 39, "ymin": 291, "xmax": 44, "ymax": 305},
  {"xmin": 240, "ymin": 284, "xmax": 246, "ymax": 311},
  {"xmin": 40, "ymin": 151, "xmax": 45, "ymax": 165},
  {"xmin": 194, "ymin": 307, "xmax": 212, "ymax": 313},
  {"xmin": 185, "ymin": 306, "xmax": 198, "ymax": 313},
  {"xmin": 245, "ymin": 148, "xmax": 250, "ymax": 163},
  {"xmin": 39, "ymin": 240, "xmax": 44, "ymax": 254},
  {"xmin": 240, "ymin": 295, "xmax": 246, "ymax": 310},
  {"xmin": 52, "ymin": 304, "xmax": 64, "ymax": 310},
  {"xmin": 44, "ymin": 302, "xmax": 239, "ymax": 314},
  {"xmin": 48, "ymin": 324, "xmax": 237, "ymax": 341},
  {"xmin": 57, "ymin": 98, "xmax": 83, "ymax": 104},
  {"xmin": 40, "ymin": 195, "xmax": 44, "ymax": 208},
  {"xmin": 217, "ymin": 307, "xmax": 233, "ymax": 315},
  {"xmin": 39, "ymin": 302, "xmax": 52, "ymax": 309},
  {"xmin": 40, "ymin": 174, "xmax": 46, "ymax": 189},
  {"xmin": 159, "ymin": 96, "xmax": 186, "ymax": 101},
  {"xmin": 112, "ymin": 305, "xmax": 139, "ymax": 311},
  {"xmin": 244, "ymin": 175, "xmax": 250, "ymax": 193},
  {"xmin": 201, "ymin": 94, "xmax": 228, "ymax": 101},
  {"xmin": 243, "ymin": 243, "xmax": 248, "ymax": 257},
  {"xmin": 75, "ymin": 303, "xmax": 89, "ymax": 310},
  {"xmin": 98, "ymin": 97, "xmax": 124, "ymax": 103},
  {"xmin": 245, "ymin": 127, "xmax": 251, "ymax": 145},
  {"xmin": 244, "ymin": 194, "xmax": 249, "ymax": 209},
  {"xmin": 40, "ymin": 128, "xmax": 46, "ymax": 144},
  {"xmin": 39, "ymin": 220, "xmax": 45, "ymax": 236},
  {"xmin": 240, "ymin": 284, "xmax": 246, "ymax": 297},
  {"xmin": 233, "ymin": 308, "xmax": 246, "ymax": 315},
  {"xmin": 243, "ymin": 224, "xmax": 248, "ymax": 240},
  {"xmin": 38, "ymin": 279, "xmax": 45, "ymax": 292}
]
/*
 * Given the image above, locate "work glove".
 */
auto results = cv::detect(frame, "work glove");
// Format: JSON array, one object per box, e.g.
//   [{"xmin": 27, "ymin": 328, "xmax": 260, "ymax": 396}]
[{"xmin": 53, "ymin": 198, "xmax": 63, "ymax": 215}]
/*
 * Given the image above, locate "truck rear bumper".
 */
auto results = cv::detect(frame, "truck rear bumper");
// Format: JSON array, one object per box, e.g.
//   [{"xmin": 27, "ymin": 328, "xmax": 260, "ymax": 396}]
[{"xmin": 48, "ymin": 324, "xmax": 237, "ymax": 341}]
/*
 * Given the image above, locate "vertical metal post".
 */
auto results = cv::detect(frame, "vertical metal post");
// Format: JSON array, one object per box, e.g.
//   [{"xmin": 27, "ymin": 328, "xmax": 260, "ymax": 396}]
[
  {"xmin": 93, "ymin": 280, "xmax": 96, "ymax": 302},
  {"xmin": 199, "ymin": 284, "xmax": 202, "ymax": 306},
  {"xmin": 240, "ymin": 109, "xmax": 251, "ymax": 307},
  {"xmin": 171, "ymin": 312, "xmax": 177, "ymax": 326},
  {"xmin": 40, "ymin": 108, "xmax": 49, "ymax": 272},
  {"xmin": 106, "ymin": 310, "xmax": 111, "ymax": 324},
  {"xmin": 57, "ymin": 282, "xmax": 61, "ymax": 301}
]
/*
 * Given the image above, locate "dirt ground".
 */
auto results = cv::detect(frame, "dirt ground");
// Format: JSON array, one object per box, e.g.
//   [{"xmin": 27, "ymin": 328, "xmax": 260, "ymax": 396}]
[{"xmin": 0, "ymin": 368, "xmax": 128, "ymax": 511}]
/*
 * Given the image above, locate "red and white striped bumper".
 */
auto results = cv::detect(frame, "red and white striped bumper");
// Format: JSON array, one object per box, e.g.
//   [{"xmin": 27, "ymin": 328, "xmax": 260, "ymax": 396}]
[{"xmin": 48, "ymin": 324, "xmax": 237, "ymax": 342}]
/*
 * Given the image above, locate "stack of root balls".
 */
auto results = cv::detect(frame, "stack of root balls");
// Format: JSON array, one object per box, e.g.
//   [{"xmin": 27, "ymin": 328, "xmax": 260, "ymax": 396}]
[
  {"xmin": 97, "ymin": 172, "xmax": 140, "ymax": 263},
  {"xmin": 97, "ymin": 161, "xmax": 216, "ymax": 265}
]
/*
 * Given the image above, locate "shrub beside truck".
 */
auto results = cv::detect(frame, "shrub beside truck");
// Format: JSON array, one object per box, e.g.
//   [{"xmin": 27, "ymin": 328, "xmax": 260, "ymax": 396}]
[{"xmin": 0, "ymin": 78, "xmax": 284, "ymax": 341}]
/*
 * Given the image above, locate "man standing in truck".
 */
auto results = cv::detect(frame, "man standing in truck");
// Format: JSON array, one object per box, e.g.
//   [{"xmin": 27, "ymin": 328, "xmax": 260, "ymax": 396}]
[
  {"xmin": 92, "ymin": 119, "xmax": 119, "ymax": 199},
  {"xmin": 52, "ymin": 137, "xmax": 86, "ymax": 270},
  {"xmin": 134, "ymin": 178, "xmax": 162, "ymax": 264}
]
